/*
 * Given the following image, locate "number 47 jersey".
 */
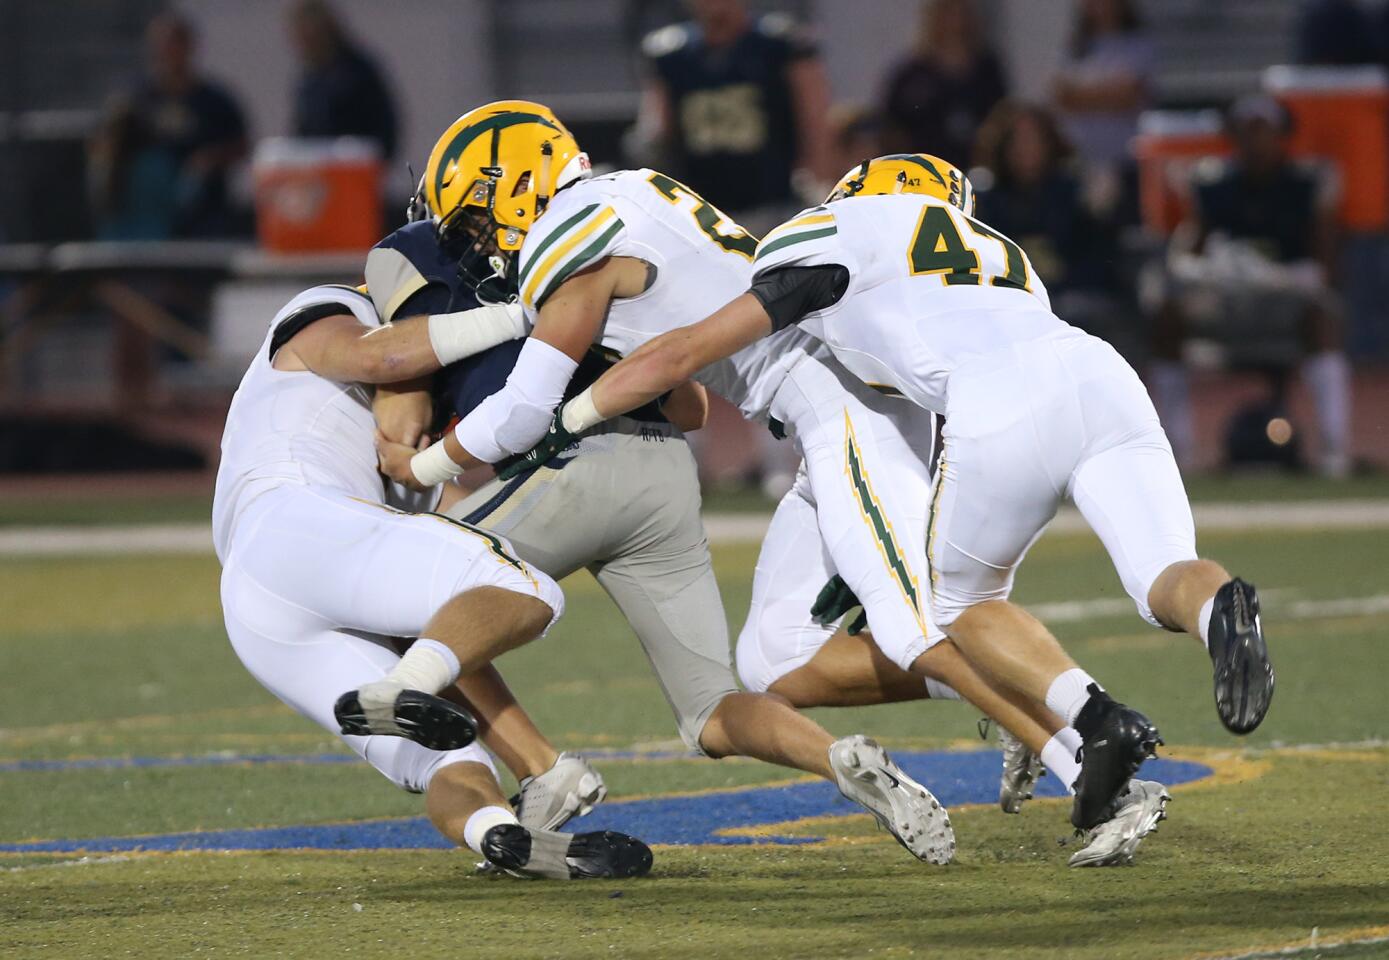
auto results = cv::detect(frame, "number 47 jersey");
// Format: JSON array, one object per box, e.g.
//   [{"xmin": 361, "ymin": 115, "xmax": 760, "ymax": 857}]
[{"xmin": 752, "ymin": 194, "xmax": 1067, "ymax": 415}]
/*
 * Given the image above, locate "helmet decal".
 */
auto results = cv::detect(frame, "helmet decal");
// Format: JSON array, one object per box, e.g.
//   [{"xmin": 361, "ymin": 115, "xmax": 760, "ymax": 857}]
[{"xmin": 431, "ymin": 112, "xmax": 561, "ymax": 202}]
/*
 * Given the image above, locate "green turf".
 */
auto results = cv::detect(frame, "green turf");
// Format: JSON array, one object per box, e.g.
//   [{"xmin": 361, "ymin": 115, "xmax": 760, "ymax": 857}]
[
  {"xmin": 0, "ymin": 469, "xmax": 1386, "ymax": 527},
  {"xmin": 2, "ymin": 525, "xmax": 1388, "ymax": 958}
]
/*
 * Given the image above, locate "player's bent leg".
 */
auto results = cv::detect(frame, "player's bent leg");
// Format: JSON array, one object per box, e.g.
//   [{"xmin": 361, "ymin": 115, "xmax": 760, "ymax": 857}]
[
  {"xmin": 336, "ymin": 585, "xmax": 557, "ymax": 750},
  {"xmin": 765, "ymin": 629, "xmax": 935, "ymax": 706},
  {"xmin": 1071, "ymin": 416, "xmax": 1275, "ymax": 734},
  {"xmin": 451, "ymin": 664, "xmax": 607, "ymax": 830},
  {"xmin": 931, "ymin": 601, "xmax": 1162, "ymax": 830}
]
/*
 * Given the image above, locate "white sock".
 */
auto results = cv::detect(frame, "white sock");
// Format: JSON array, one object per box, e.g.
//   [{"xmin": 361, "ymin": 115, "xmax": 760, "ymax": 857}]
[
  {"xmin": 1302, "ymin": 350, "xmax": 1351, "ymax": 466},
  {"xmin": 383, "ymin": 638, "xmax": 460, "ymax": 695},
  {"xmin": 1041, "ymin": 731, "xmax": 1082, "ymax": 794},
  {"xmin": 1045, "ymin": 668, "xmax": 1101, "ymax": 728},
  {"xmin": 462, "ymin": 804, "xmax": 519, "ymax": 855},
  {"xmin": 1197, "ymin": 595, "xmax": 1216, "ymax": 649},
  {"xmin": 924, "ymin": 678, "xmax": 962, "ymax": 700}
]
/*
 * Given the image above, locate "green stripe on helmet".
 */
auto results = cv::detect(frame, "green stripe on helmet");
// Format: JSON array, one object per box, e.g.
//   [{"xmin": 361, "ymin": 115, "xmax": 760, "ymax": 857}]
[
  {"xmin": 878, "ymin": 153, "xmax": 950, "ymax": 189},
  {"xmin": 433, "ymin": 112, "xmax": 562, "ymax": 201}
]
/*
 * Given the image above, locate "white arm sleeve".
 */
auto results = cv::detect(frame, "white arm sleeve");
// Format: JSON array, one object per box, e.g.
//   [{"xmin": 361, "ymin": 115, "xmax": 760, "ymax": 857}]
[
  {"xmin": 427, "ymin": 302, "xmax": 529, "ymax": 365},
  {"xmin": 452, "ymin": 337, "xmax": 579, "ymax": 463}
]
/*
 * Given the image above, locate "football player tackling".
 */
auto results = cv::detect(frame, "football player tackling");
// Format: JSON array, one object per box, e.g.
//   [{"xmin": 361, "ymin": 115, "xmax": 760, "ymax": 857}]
[
  {"xmin": 213, "ymin": 283, "xmax": 652, "ymax": 878},
  {"xmin": 373, "ymin": 101, "xmax": 959, "ymax": 864},
  {"xmin": 513, "ymin": 154, "xmax": 1276, "ymax": 835}
]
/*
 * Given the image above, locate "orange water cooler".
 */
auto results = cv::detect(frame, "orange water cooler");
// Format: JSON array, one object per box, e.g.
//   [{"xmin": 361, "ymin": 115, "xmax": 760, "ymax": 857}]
[
  {"xmin": 252, "ymin": 137, "xmax": 383, "ymax": 252},
  {"xmin": 1265, "ymin": 65, "xmax": 1389, "ymax": 232},
  {"xmin": 1133, "ymin": 110, "xmax": 1231, "ymax": 235}
]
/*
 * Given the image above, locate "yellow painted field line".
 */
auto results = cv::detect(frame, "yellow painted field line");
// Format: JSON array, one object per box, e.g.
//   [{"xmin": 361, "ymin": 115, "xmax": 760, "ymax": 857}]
[{"xmin": 1187, "ymin": 924, "xmax": 1389, "ymax": 960}]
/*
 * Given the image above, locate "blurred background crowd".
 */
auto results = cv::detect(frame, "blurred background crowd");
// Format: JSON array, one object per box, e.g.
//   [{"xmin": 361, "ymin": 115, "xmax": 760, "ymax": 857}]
[{"xmin": 2, "ymin": 0, "xmax": 1388, "ymax": 494}]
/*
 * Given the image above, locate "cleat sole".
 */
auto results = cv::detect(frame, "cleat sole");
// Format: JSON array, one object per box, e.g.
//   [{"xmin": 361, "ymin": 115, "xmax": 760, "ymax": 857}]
[{"xmin": 333, "ymin": 689, "xmax": 477, "ymax": 751}]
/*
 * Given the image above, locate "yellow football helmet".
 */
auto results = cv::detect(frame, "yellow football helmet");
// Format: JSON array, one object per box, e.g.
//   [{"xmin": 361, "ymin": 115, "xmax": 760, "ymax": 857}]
[
  {"xmin": 422, "ymin": 100, "xmax": 590, "ymax": 258},
  {"xmin": 826, "ymin": 153, "xmax": 975, "ymax": 215}
]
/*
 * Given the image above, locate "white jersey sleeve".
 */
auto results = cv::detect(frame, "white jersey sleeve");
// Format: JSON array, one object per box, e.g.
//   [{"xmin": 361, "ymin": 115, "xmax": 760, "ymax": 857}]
[
  {"xmin": 752, "ymin": 206, "xmax": 861, "ymax": 278},
  {"xmin": 518, "ymin": 189, "xmax": 629, "ymax": 317}
]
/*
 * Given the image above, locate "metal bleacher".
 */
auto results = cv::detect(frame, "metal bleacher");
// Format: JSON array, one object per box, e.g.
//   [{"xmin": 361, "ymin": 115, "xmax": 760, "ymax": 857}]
[{"xmin": 1142, "ymin": 0, "xmax": 1300, "ymax": 107}]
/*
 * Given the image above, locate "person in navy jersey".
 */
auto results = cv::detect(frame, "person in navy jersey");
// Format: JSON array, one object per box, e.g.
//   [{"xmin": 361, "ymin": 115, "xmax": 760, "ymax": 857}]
[
  {"xmin": 880, "ymin": 0, "xmax": 1008, "ymax": 170},
  {"xmin": 367, "ymin": 222, "xmax": 668, "ymax": 460},
  {"xmin": 91, "ymin": 11, "xmax": 247, "ymax": 239},
  {"xmin": 288, "ymin": 0, "xmax": 398, "ymax": 160},
  {"xmin": 636, "ymin": 0, "xmax": 832, "ymax": 234},
  {"xmin": 973, "ymin": 101, "xmax": 1115, "ymax": 303},
  {"xmin": 1149, "ymin": 96, "xmax": 1352, "ymax": 477}
]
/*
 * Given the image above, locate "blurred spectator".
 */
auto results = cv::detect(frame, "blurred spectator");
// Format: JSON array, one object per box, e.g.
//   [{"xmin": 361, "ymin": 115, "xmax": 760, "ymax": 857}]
[
  {"xmin": 88, "ymin": 11, "xmax": 247, "ymax": 239},
  {"xmin": 634, "ymin": 0, "xmax": 833, "ymax": 235},
  {"xmin": 1052, "ymin": 0, "xmax": 1152, "ymax": 177},
  {"xmin": 1296, "ymin": 0, "xmax": 1378, "ymax": 66},
  {"xmin": 880, "ymin": 0, "xmax": 1007, "ymax": 169},
  {"xmin": 973, "ymin": 101, "xmax": 1117, "ymax": 310},
  {"xmin": 824, "ymin": 104, "xmax": 884, "ymax": 181},
  {"xmin": 1149, "ymin": 96, "xmax": 1352, "ymax": 476},
  {"xmin": 289, "ymin": 0, "xmax": 397, "ymax": 160}
]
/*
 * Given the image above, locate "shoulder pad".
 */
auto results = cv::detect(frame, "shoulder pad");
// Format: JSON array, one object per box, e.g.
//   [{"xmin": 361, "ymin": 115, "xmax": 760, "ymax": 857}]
[
  {"xmin": 642, "ymin": 23, "xmax": 690, "ymax": 59},
  {"xmin": 365, "ymin": 246, "xmax": 429, "ymax": 323}
]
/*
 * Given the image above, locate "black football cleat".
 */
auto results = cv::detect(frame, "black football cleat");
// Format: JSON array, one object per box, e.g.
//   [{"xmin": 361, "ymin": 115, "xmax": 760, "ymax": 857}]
[
  {"xmin": 334, "ymin": 686, "xmax": 478, "ymax": 751},
  {"xmin": 481, "ymin": 824, "xmax": 653, "ymax": 880},
  {"xmin": 1071, "ymin": 699, "xmax": 1163, "ymax": 830},
  {"xmin": 1207, "ymin": 578, "xmax": 1274, "ymax": 735}
]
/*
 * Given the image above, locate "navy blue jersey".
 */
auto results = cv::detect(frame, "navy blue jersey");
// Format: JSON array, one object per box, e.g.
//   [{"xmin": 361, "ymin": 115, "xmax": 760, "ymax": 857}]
[
  {"xmin": 1195, "ymin": 161, "xmax": 1320, "ymax": 263},
  {"xmin": 644, "ymin": 13, "xmax": 817, "ymax": 212},
  {"xmin": 368, "ymin": 221, "xmax": 667, "ymax": 428}
]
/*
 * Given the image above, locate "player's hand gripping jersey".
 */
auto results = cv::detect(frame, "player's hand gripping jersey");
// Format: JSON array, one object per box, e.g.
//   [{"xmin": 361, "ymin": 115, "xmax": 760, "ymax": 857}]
[{"xmin": 752, "ymin": 192, "xmax": 1065, "ymax": 413}]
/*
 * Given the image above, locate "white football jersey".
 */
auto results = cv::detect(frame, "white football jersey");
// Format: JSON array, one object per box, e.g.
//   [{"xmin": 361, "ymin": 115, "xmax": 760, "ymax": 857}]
[
  {"xmin": 751, "ymin": 194, "xmax": 1066, "ymax": 413},
  {"xmin": 212, "ymin": 285, "xmax": 432, "ymax": 561},
  {"xmin": 517, "ymin": 169, "xmax": 818, "ymax": 423}
]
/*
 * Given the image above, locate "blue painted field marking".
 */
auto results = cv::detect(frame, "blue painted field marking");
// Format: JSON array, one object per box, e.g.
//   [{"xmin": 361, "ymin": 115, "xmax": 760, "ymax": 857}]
[{"xmin": 0, "ymin": 751, "xmax": 1210, "ymax": 854}]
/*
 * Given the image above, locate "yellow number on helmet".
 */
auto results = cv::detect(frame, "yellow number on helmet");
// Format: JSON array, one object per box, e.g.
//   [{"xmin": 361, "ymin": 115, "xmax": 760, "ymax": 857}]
[
  {"xmin": 826, "ymin": 153, "xmax": 975, "ymax": 216},
  {"xmin": 423, "ymin": 100, "xmax": 590, "ymax": 257}
]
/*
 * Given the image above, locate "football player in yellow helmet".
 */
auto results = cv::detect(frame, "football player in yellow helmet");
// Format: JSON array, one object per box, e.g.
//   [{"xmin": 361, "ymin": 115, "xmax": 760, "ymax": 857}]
[
  {"xmin": 418, "ymin": 100, "xmax": 591, "ymax": 289},
  {"xmin": 826, "ymin": 152, "xmax": 975, "ymax": 215},
  {"xmin": 505, "ymin": 141, "xmax": 1272, "ymax": 849}
]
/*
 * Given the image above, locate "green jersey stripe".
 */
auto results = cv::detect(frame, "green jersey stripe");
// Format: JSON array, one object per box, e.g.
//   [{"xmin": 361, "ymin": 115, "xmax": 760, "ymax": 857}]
[
  {"xmin": 846, "ymin": 434, "xmax": 920, "ymax": 613},
  {"xmin": 755, "ymin": 225, "xmax": 838, "ymax": 262},
  {"xmin": 518, "ymin": 203, "xmax": 601, "ymax": 288},
  {"xmin": 534, "ymin": 218, "xmax": 625, "ymax": 309}
]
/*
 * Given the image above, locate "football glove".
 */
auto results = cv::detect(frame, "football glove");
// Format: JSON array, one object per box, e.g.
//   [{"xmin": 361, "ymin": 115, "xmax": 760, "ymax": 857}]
[
  {"xmin": 496, "ymin": 408, "xmax": 579, "ymax": 480},
  {"xmin": 811, "ymin": 574, "xmax": 868, "ymax": 636}
]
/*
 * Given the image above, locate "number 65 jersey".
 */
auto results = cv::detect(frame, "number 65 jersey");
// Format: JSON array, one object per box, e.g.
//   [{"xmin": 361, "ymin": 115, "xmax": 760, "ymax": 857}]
[{"xmin": 752, "ymin": 194, "xmax": 1067, "ymax": 415}]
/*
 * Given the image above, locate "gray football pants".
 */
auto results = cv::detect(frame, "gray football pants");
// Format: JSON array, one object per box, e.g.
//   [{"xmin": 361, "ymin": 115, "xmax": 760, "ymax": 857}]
[{"xmin": 446, "ymin": 419, "xmax": 737, "ymax": 751}]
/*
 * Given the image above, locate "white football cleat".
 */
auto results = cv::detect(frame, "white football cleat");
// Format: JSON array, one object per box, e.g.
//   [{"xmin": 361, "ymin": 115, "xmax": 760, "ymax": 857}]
[
  {"xmin": 829, "ymin": 735, "xmax": 955, "ymax": 865},
  {"xmin": 1068, "ymin": 779, "xmax": 1171, "ymax": 867},
  {"xmin": 514, "ymin": 752, "xmax": 608, "ymax": 831},
  {"xmin": 998, "ymin": 727, "xmax": 1044, "ymax": 814}
]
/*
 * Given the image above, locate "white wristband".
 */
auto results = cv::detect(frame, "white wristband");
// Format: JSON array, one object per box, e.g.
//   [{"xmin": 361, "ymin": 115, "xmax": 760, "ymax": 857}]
[
  {"xmin": 409, "ymin": 440, "xmax": 465, "ymax": 488},
  {"xmin": 427, "ymin": 302, "xmax": 527, "ymax": 365},
  {"xmin": 560, "ymin": 387, "xmax": 606, "ymax": 434}
]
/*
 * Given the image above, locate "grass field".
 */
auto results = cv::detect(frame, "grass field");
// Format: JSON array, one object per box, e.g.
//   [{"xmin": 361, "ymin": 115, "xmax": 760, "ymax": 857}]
[{"xmin": 2, "ymin": 498, "xmax": 1388, "ymax": 958}]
